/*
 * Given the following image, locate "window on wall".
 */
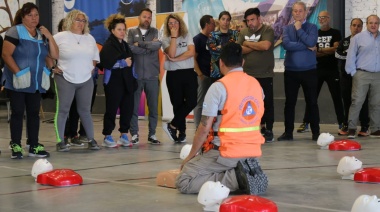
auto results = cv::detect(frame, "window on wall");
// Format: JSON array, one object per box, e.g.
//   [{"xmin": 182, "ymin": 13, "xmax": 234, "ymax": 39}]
[{"xmin": 157, "ymin": 0, "xmax": 173, "ymax": 13}]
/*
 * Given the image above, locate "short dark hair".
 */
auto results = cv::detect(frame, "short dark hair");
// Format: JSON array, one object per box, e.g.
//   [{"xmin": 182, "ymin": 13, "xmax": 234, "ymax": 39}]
[
  {"xmin": 218, "ymin": 11, "xmax": 231, "ymax": 20},
  {"xmin": 140, "ymin": 8, "xmax": 152, "ymax": 15},
  {"xmin": 220, "ymin": 42, "xmax": 243, "ymax": 68},
  {"xmin": 200, "ymin": 15, "xmax": 213, "ymax": 29},
  {"xmin": 350, "ymin": 18, "xmax": 363, "ymax": 26},
  {"xmin": 244, "ymin": 8, "xmax": 260, "ymax": 19}
]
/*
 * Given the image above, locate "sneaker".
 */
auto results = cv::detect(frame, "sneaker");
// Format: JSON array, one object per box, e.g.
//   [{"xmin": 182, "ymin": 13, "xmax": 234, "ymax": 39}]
[
  {"xmin": 131, "ymin": 134, "xmax": 139, "ymax": 145},
  {"xmin": 277, "ymin": 132, "xmax": 293, "ymax": 141},
  {"xmin": 177, "ymin": 132, "xmax": 186, "ymax": 143},
  {"xmin": 148, "ymin": 135, "xmax": 161, "ymax": 145},
  {"xmin": 64, "ymin": 137, "xmax": 71, "ymax": 147},
  {"xmin": 264, "ymin": 130, "xmax": 274, "ymax": 143},
  {"xmin": 117, "ymin": 134, "xmax": 133, "ymax": 147},
  {"xmin": 56, "ymin": 141, "xmax": 70, "ymax": 152},
  {"xmin": 260, "ymin": 126, "xmax": 266, "ymax": 136},
  {"xmin": 70, "ymin": 136, "xmax": 84, "ymax": 147},
  {"xmin": 348, "ymin": 129, "xmax": 356, "ymax": 139},
  {"xmin": 102, "ymin": 135, "xmax": 117, "ymax": 148},
  {"xmin": 88, "ymin": 139, "xmax": 100, "ymax": 150},
  {"xmin": 358, "ymin": 126, "xmax": 369, "ymax": 137},
  {"xmin": 78, "ymin": 135, "xmax": 88, "ymax": 142},
  {"xmin": 338, "ymin": 124, "xmax": 348, "ymax": 135},
  {"xmin": 370, "ymin": 130, "xmax": 380, "ymax": 137},
  {"xmin": 10, "ymin": 143, "xmax": 24, "ymax": 159},
  {"xmin": 163, "ymin": 123, "xmax": 178, "ymax": 142},
  {"xmin": 297, "ymin": 123, "xmax": 309, "ymax": 133},
  {"xmin": 245, "ymin": 158, "xmax": 268, "ymax": 194},
  {"xmin": 29, "ymin": 143, "xmax": 49, "ymax": 158}
]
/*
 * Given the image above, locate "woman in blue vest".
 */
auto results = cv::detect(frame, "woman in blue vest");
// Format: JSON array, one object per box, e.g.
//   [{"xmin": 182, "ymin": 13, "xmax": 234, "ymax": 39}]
[{"xmin": 2, "ymin": 2, "xmax": 59, "ymax": 159}]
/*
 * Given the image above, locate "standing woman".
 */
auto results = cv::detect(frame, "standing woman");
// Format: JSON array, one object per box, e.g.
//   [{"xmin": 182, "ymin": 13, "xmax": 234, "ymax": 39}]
[
  {"xmin": 53, "ymin": 10, "xmax": 100, "ymax": 151},
  {"xmin": 161, "ymin": 13, "xmax": 197, "ymax": 143},
  {"xmin": 100, "ymin": 14, "xmax": 134, "ymax": 148},
  {"xmin": 2, "ymin": 2, "xmax": 58, "ymax": 159}
]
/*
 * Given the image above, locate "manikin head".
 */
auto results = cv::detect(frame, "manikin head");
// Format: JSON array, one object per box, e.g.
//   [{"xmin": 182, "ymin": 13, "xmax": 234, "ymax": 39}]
[
  {"xmin": 31, "ymin": 159, "xmax": 53, "ymax": 179},
  {"xmin": 317, "ymin": 133, "xmax": 335, "ymax": 147},
  {"xmin": 198, "ymin": 181, "xmax": 230, "ymax": 211},
  {"xmin": 351, "ymin": 195, "xmax": 380, "ymax": 212},
  {"xmin": 180, "ymin": 144, "xmax": 192, "ymax": 160},
  {"xmin": 337, "ymin": 156, "xmax": 362, "ymax": 176}
]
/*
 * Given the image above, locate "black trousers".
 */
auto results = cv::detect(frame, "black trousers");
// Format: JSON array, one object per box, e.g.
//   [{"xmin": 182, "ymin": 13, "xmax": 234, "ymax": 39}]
[
  {"xmin": 64, "ymin": 84, "xmax": 97, "ymax": 138},
  {"xmin": 8, "ymin": 89, "xmax": 41, "ymax": 146},
  {"xmin": 102, "ymin": 69, "xmax": 135, "ymax": 135},
  {"xmin": 340, "ymin": 70, "xmax": 369, "ymax": 127},
  {"xmin": 284, "ymin": 70, "xmax": 320, "ymax": 134},
  {"xmin": 256, "ymin": 77, "xmax": 274, "ymax": 131},
  {"xmin": 303, "ymin": 68, "xmax": 344, "ymax": 125},
  {"xmin": 166, "ymin": 68, "xmax": 198, "ymax": 132}
]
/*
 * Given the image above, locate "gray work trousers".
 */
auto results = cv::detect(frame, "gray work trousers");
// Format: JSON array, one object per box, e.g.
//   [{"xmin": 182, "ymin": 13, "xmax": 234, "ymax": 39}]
[
  {"xmin": 130, "ymin": 79, "xmax": 159, "ymax": 137},
  {"xmin": 194, "ymin": 76, "xmax": 215, "ymax": 129},
  {"xmin": 176, "ymin": 149, "xmax": 240, "ymax": 194},
  {"xmin": 348, "ymin": 70, "xmax": 380, "ymax": 132}
]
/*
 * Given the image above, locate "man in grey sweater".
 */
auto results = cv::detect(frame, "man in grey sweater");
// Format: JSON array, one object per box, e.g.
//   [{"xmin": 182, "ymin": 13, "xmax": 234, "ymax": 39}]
[{"xmin": 127, "ymin": 8, "xmax": 162, "ymax": 145}]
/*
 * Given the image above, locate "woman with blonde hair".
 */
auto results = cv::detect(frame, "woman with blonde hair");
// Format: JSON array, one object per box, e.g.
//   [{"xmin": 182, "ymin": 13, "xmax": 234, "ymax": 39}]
[
  {"xmin": 161, "ymin": 13, "xmax": 197, "ymax": 143},
  {"xmin": 99, "ymin": 14, "xmax": 135, "ymax": 148},
  {"xmin": 53, "ymin": 10, "xmax": 100, "ymax": 151}
]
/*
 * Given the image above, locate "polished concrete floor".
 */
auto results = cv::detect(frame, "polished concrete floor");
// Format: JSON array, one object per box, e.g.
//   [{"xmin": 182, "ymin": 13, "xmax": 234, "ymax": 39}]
[{"xmin": 0, "ymin": 112, "xmax": 379, "ymax": 212}]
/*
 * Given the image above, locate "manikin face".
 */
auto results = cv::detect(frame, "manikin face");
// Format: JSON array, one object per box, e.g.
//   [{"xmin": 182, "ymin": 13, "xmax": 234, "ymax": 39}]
[
  {"xmin": 292, "ymin": 3, "xmax": 306, "ymax": 22},
  {"xmin": 139, "ymin": 11, "xmax": 152, "ymax": 29},
  {"xmin": 350, "ymin": 19, "xmax": 363, "ymax": 37},
  {"xmin": 219, "ymin": 14, "xmax": 231, "ymax": 31},
  {"xmin": 245, "ymin": 13, "xmax": 261, "ymax": 32},
  {"xmin": 22, "ymin": 8, "xmax": 39, "ymax": 28},
  {"xmin": 112, "ymin": 23, "xmax": 126, "ymax": 41}
]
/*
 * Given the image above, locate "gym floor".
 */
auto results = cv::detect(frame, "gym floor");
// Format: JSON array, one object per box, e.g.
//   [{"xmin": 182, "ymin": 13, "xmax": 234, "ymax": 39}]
[{"xmin": 0, "ymin": 112, "xmax": 379, "ymax": 212}]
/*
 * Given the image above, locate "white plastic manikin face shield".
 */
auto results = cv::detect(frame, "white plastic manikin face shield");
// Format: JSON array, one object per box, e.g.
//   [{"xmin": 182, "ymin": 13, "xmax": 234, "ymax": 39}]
[
  {"xmin": 180, "ymin": 144, "xmax": 192, "ymax": 160},
  {"xmin": 198, "ymin": 181, "xmax": 230, "ymax": 212},
  {"xmin": 31, "ymin": 159, "xmax": 53, "ymax": 179},
  {"xmin": 337, "ymin": 156, "xmax": 362, "ymax": 176},
  {"xmin": 351, "ymin": 195, "xmax": 380, "ymax": 212},
  {"xmin": 317, "ymin": 132, "xmax": 335, "ymax": 148}
]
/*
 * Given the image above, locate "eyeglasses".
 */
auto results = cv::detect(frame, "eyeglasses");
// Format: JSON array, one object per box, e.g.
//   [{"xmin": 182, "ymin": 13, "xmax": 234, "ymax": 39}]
[
  {"xmin": 168, "ymin": 21, "xmax": 179, "ymax": 25},
  {"xmin": 74, "ymin": 19, "xmax": 87, "ymax": 23},
  {"xmin": 318, "ymin": 16, "xmax": 329, "ymax": 20}
]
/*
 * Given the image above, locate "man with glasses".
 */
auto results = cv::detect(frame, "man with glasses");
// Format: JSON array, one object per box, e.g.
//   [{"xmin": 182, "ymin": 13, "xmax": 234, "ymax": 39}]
[
  {"xmin": 278, "ymin": 1, "xmax": 320, "ymax": 141},
  {"xmin": 297, "ymin": 11, "xmax": 343, "ymax": 136},
  {"xmin": 127, "ymin": 8, "xmax": 162, "ymax": 145},
  {"xmin": 193, "ymin": 15, "xmax": 215, "ymax": 128}
]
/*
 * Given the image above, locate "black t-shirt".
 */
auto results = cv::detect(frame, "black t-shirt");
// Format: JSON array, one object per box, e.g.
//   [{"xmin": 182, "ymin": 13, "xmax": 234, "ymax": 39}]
[
  {"xmin": 193, "ymin": 33, "xmax": 211, "ymax": 76},
  {"xmin": 317, "ymin": 28, "xmax": 341, "ymax": 69}
]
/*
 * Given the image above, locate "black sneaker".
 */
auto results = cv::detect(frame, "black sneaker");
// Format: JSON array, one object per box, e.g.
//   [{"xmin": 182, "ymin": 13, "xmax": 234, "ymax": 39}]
[
  {"xmin": 163, "ymin": 123, "xmax": 178, "ymax": 142},
  {"xmin": 10, "ymin": 142, "xmax": 23, "ymax": 159},
  {"xmin": 177, "ymin": 132, "xmax": 186, "ymax": 143},
  {"xmin": 348, "ymin": 129, "xmax": 356, "ymax": 139},
  {"xmin": 277, "ymin": 132, "xmax": 293, "ymax": 141},
  {"xmin": 131, "ymin": 134, "xmax": 139, "ymax": 145},
  {"xmin": 264, "ymin": 130, "xmax": 274, "ymax": 143},
  {"xmin": 297, "ymin": 122, "xmax": 309, "ymax": 133},
  {"xmin": 245, "ymin": 158, "xmax": 268, "ymax": 194},
  {"xmin": 358, "ymin": 126, "xmax": 369, "ymax": 137},
  {"xmin": 64, "ymin": 137, "xmax": 71, "ymax": 147},
  {"xmin": 148, "ymin": 135, "xmax": 161, "ymax": 145},
  {"xmin": 56, "ymin": 141, "xmax": 70, "ymax": 152},
  {"xmin": 88, "ymin": 139, "xmax": 100, "ymax": 150},
  {"xmin": 70, "ymin": 136, "xmax": 84, "ymax": 146},
  {"xmin": 29, "ymin": 143, "xmax": 50, "ymax": 158}
]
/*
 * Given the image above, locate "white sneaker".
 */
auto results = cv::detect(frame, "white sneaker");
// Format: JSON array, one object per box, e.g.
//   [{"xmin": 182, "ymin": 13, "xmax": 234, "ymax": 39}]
[
  {"xmin": 102, "ymin": 135, "xmax": 117, "ymax": 148},
  {"xmin": 117, "ymin": 134, "xmax": 133, "ymax": 147},
  {"xmin": 131, "ymin": 134, "xmax": 139, "ymax": 145}
]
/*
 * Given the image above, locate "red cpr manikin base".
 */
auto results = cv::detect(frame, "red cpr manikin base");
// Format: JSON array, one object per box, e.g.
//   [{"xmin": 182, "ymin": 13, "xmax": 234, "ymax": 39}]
[
  {"xmin": 354, "ymin": 167, "xmax": 380, "ymax": 183},
  {"xmin": 329, "ymin": 139, "xmax": 361, "ymax": 151},
  {"xmin": 37, "ymin": 169, "xmax": 83, "ymax": 187},
  {"xmin": 220, "ymin": 195, "xmax": 278, "ymax": 212}
]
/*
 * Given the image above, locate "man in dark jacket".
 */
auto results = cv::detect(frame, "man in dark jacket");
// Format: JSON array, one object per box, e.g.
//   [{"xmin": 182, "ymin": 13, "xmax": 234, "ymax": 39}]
[{"xmin": 127, "ymin": 8, "xmax": 162, "ymax": 145}]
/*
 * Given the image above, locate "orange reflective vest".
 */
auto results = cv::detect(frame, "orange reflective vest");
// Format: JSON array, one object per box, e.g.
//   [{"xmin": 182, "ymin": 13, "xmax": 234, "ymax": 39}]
[{"xmin": 216, "ymin": 71, "xmax": 264, "ymax": 158}]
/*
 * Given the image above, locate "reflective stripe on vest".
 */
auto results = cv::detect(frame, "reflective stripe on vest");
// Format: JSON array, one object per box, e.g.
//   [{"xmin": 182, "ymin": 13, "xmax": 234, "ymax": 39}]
[{"xmin": 219, "ymin": 126, "xmax": 260, "ymax": 133}]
